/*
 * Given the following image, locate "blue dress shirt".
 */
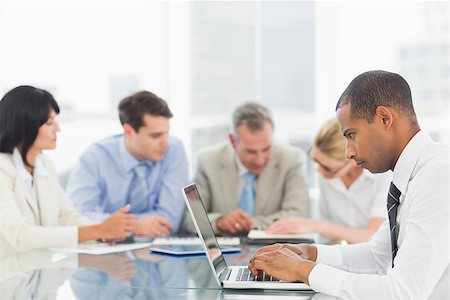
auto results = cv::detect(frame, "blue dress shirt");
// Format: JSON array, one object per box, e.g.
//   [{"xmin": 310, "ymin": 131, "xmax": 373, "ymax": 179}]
[{"xmin": 66, "ymin": 134, "xmax": 188, "ymax": 233}]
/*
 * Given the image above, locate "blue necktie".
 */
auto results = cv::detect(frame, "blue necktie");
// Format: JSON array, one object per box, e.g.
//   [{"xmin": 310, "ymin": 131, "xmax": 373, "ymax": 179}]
[
  {"xmin": 240, "ymin": 172, "xmax": 256, "ymax": 216},
  {"xmin": 129, "ymin": 163, "xmax": 149, "ymax": 214},
  {"xmin": 387, "ymin": 182, "xmax": 401, "ymax": 268}
]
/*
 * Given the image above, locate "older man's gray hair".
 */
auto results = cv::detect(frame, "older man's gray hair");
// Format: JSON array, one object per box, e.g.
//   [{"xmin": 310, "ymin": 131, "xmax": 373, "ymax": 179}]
[{"xmin": 232, "ymin": 102, "xmax": 274, "ymax": 138}]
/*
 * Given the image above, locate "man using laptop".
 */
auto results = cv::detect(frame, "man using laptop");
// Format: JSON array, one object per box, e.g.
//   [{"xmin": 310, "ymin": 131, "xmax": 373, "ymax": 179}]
[
  {"xmin": 182, "ymin": 183, "xmax": 312, "ymax": 290},
  {"xmin": 248, "ymin": 71, "xmax": 449, "ymax": 299},
  {"xmin": 188, "ymin": 102, "xmax": 310, "ymax": 235}
]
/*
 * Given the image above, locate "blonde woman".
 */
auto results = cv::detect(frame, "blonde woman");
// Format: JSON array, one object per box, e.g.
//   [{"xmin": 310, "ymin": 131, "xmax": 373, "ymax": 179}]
[{"xmin": 266, "ymin": 118, "xmax": 391, "ymax": 243}]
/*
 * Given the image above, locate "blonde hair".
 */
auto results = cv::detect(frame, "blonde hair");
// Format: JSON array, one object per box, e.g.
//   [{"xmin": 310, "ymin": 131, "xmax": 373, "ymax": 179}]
[{"xmin": 313, "ymin": 118, "xmax": 346, "ymax": 161}]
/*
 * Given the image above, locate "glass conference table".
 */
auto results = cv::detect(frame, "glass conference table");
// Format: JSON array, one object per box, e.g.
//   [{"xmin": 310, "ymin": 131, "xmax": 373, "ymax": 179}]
[{"xmin": 0, "ymin": 239, "xmax": 332, "ymax": 300}]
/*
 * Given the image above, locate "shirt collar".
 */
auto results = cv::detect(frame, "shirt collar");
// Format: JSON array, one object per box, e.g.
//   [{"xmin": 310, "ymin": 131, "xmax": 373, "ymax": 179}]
[
  {"xmin": 118, "ymin": 135, "xmax": 155, "ymax": 173},
  {"xmin": 13, "ymin": 148, "xmax": 32, "ymax": 183},
  {"xmin": 234, "ymin": 153, "xmax": 249, "ymax": 177},
  {"xmin": 12, "ymin": 148, "xmax": 48, "ymax": 180},
  {"xmin": 392, "ymin": 130, "xmax": 431, "ymax": 195},
  {"xmin": 34, "ymin": 156, "xmax": 48, "ymax": 176}
]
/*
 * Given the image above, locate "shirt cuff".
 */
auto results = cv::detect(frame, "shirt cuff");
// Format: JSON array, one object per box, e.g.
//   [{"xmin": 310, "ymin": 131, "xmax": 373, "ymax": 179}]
[
  {"xmin": 309, "ymin": 263, "xmax": 345, "ymax": 296},
  {"xmin": 315, "ymin": 244, "xmax": 343, "ymax": 267},
  {"xmin": 212, "ymin": 218, "xmax": 219, "ymax": 232},
  {"xmin": 211, "ymin": 214, "xmax": 223, "ymax": 233}
]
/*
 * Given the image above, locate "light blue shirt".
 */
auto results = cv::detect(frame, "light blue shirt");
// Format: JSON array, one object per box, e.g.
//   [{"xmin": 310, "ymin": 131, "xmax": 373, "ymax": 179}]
[{"xmin": 66, "ymin": 134, "xmax": 188, "ymax": 233}]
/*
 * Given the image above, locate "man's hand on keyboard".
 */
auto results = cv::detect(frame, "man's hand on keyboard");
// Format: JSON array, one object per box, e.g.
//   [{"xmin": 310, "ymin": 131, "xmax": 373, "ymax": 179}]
[{"xmin": 248, "ymin": 245, "xmax": 316, "ymax": 284}]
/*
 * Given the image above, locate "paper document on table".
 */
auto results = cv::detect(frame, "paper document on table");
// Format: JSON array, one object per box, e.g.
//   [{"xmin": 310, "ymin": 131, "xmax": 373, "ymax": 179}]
[
  {"xmin": 247, "ymin": 230, "xmax": 315, "ymax": 244},
  {"xmin": 51, "ymin": 242, "xmax": 152, "ymax": 255},
  {"xmin": 248, "ymin": 230, "xmax": 314, "ymax": 240},
  {"xmin": 151, "ymin": 236, "xmax": 240, "ymax": 246}
]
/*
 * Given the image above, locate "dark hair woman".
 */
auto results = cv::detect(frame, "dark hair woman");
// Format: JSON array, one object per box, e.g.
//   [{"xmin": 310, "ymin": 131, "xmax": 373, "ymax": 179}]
[{"xmin": 0, "ymin": 86, "xmax": 137, "ymax": 259}]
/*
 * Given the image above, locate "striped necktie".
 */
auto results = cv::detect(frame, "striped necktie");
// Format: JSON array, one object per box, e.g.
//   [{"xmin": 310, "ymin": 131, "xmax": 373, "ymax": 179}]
[
  {"xmin": 129, "ymin": 163, "xmax": 149, "ymax": 214},
  {"xmin": 240, "ymin": 172, "xmax": 256, "ymax": 216},
  {"xmin": 387, "ymin": 182, "xmax": 401, "ymax": 268}
]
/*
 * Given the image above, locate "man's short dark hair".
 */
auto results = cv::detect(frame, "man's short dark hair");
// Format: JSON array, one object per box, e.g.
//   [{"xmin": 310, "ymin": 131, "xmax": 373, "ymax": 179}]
[
  {"xmin": 118, "ymin": 91, "xmax": 173, "ymax": 131},
  {"xmin": 335, "ymin": 70, "xmax": 416, "ymax": 123}
]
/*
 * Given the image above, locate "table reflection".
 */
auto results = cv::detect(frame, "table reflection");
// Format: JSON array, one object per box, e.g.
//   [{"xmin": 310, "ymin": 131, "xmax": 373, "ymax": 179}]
[
  {"xmin": 0, "ymin": 250, "xmax": 77, "ymax": 299},
  {"xmin": 0, "ymin": 245, "xmax": 330, "ymax": 300},
  {"xmin": 70, "ymin": 248, "xmax": 189, "ymax": 300}
]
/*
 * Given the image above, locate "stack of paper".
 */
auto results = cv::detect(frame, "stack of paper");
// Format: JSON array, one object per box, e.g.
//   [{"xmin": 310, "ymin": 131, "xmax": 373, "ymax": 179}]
[
  {"xmin": 247, "ymin": 230, "xmax": 315, "ymax": 244},
  {"xmin": 51, "ymin": 242, "xmax": 152, "ymax": 255},
  {"xmin": 51, "ymin": 237, "xmax": 240, "ymax": 255},
  {"xmin": 151, "ymin": 236, "xmax": 240, "ymax": 246}
]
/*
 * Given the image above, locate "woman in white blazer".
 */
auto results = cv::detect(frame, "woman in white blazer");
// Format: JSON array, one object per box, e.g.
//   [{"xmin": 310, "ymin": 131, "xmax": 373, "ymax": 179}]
[
  {"xmin": 0, "ymin": 86, "xmax": 137, "ymax": 259},
  {"xmin": 266, "ymin": 118, "xmax": 391, "ymax": 244}
]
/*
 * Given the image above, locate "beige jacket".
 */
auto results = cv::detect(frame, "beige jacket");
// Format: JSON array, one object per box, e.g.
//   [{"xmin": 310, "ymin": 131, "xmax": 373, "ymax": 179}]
[
  {"xmin": 186, "ymin": 143, "xmax": 310, "ymax": 231},
  {"xmin": 0, "ymin": 153, "xmax": 91, "ymax": 259}
]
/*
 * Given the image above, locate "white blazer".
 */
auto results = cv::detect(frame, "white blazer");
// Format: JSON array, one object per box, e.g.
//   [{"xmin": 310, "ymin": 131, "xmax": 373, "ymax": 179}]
[{"xmin": 0, "ymin": 152, "xmax": 91, "ymax": 259}]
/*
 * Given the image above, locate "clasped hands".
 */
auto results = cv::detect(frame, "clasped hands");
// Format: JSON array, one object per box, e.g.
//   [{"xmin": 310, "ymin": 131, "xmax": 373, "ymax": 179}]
[
  {"xmin": 99, "ymin": 204, "xmax": 173, "ymax": 244},
  {"xmin": 215, "ymin": 209, "xmax": 253, "ymax": 234}
]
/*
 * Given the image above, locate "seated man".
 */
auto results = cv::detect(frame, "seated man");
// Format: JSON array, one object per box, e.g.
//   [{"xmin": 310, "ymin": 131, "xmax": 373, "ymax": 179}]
[
  {"xmin": 249, "ymin": 70, "xmax": 449, "ymax": 299},
  {"xmin": 189, "ymin": 102, "xmax": 310, "ymax": 235},
  {"xmin": 67, "ymin": 91, "xmax": 188, "ymax": 236}
]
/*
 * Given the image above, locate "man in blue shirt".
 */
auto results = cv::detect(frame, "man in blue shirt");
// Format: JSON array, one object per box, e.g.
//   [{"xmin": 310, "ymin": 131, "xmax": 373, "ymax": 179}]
[{"xmin": 67, "ymin": 91, "xmax": 188, "ymax": 236}]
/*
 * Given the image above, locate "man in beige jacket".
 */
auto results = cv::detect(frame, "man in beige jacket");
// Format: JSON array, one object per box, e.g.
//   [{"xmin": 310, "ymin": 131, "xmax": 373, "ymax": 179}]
[{"xmin": 189, "ymin": 102, "xmax": 310, "ymax": 235}]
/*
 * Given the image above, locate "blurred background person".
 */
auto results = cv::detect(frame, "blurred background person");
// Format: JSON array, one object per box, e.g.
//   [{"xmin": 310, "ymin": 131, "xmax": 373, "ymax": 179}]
[
  {"xmin": 67, "ymin": 91, "xmax": 188, "ymax": 237},
  {"xmin": 266, "ymin": 118, "xmax": 390, "ymax": 244},
  {"xmin": 184, "ymin": 102, "xmax": 310, "ymax": 236},
  {"xmin": 0, "ymin": 86, "xmax": 137, "ymax": 259}
]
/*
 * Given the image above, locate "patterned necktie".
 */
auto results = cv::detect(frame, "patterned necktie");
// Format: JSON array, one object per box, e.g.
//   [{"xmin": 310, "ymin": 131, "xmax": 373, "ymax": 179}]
[
  {"xmin": 128, "ymin": 163, "xmax": 149, "ymax": 214},
  {"xmin": 240, "ymin": 172, "xmax": 256, "ymax": 216},
  {"xmin": 387, "ymin": 182, "xmax": 401, "ymax": 268}
]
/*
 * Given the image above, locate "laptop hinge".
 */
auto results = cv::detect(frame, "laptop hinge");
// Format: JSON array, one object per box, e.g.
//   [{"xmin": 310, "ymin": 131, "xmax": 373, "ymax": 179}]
[{"xmin": 219, "ymin": 268, "xmax": 232, "ymax": 282}]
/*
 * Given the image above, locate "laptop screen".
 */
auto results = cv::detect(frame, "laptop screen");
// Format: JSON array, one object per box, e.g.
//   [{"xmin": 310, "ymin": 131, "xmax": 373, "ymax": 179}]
[{"xmin": 183, "ymin": 184, "xmax": 228, "ymax": 277}]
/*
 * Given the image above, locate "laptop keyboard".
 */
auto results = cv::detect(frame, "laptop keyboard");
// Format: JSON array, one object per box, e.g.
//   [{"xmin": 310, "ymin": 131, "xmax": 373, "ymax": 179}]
[{"xmin": 236, "ymin": 268, "xmax": 279, "ymax": 282}]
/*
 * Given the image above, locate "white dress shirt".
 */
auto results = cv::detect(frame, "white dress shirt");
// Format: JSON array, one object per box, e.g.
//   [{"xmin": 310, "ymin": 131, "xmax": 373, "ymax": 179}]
[
  {"xmin": 318, "ymin": 169, "xmax": 391, "ymax": 228},
  {"xmin": 309, "ymin": 131, "xmax": 449, "ymax": 299}
]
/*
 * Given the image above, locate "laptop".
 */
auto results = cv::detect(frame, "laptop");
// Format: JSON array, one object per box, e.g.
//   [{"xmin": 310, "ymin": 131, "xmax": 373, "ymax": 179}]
[{"xmin": 182, "ymin": 183, "xmax": 313, "ymax": 290}]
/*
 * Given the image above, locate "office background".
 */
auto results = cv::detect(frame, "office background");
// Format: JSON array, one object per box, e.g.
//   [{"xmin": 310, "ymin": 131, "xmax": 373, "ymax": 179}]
[
  {"xmin": 0, "ymin": 1, "xmax": 448, "ymax": 298},
  {"xmin": 0, "ymin": 1, "xmax": 448, "ymax": 182}
]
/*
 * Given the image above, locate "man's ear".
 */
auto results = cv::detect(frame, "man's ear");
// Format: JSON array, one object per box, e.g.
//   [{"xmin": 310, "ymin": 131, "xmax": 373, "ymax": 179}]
[
  {"xmin": 123, "ymin": 123, "xmax": 135, "ymax": 138},
  {"xmin": 228, "ymin": 133, "xmax": 237, "ymax": 149},
  {"xmin": 375, "ymin": 106, "xmax": 394, "ymax": 129}
]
